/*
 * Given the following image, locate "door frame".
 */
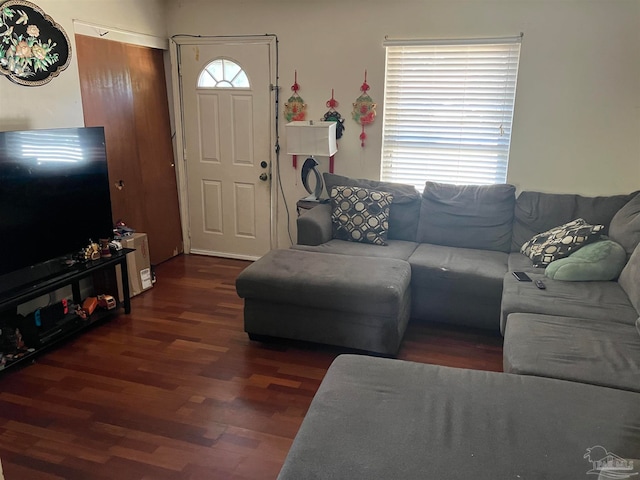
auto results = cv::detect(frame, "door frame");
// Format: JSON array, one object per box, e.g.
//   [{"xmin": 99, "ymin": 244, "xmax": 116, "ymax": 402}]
[{"xmin": 170, "ymin": 35, "xmax": 278, "ymax": 259}]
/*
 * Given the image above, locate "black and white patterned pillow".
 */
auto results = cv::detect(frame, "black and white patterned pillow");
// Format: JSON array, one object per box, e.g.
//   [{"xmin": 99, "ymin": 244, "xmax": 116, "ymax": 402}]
[
  {"xmin": 330, "ymin": 185, "xmax": 393, "ymax": 246},
  {"xmin": 520, "ymin": 218, "xmax": 605, "ymax": 267}
]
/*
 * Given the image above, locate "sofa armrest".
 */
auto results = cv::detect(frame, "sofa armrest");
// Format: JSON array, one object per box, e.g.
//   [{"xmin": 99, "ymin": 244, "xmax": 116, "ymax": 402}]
[{"xmin": 297, "ymin": 203, "xmax": 332, "ymax": 245}]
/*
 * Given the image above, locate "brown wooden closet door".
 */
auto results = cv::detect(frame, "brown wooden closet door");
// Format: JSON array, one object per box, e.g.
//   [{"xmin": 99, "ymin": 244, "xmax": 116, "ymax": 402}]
[{"xmin": 75, "ymin": 34, "xmax": 183, "ymax": 265}]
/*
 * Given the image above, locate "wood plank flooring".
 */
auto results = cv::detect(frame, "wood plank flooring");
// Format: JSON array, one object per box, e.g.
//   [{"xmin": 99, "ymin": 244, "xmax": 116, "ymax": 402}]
[{"xmin": 0, "ymin": 254, "xmax": 503, "ymax": 479}]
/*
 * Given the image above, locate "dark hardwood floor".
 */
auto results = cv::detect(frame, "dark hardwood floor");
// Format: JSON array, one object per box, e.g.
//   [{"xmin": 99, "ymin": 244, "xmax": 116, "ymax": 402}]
[{"xmin": 0, "ymin": 254, "xmax": 503, "ymax": 479}]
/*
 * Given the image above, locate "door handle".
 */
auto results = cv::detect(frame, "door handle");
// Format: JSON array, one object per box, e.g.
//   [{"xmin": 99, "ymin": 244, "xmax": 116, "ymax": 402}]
[{"xmin": 259, "ymin": 173, "xmax": 268, "ymax": 181}]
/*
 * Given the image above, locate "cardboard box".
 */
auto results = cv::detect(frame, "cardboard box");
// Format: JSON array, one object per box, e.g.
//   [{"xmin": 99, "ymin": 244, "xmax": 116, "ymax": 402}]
[{"xmin": 116, "ymin": 233, "xmax": 153, "ymax": 299}]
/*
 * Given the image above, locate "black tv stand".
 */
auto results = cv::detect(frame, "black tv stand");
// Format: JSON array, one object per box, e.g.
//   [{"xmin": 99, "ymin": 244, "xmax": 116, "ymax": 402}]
[{"xmin": 0, "ymin": 249, "xmax": 134, "ymax": 372}]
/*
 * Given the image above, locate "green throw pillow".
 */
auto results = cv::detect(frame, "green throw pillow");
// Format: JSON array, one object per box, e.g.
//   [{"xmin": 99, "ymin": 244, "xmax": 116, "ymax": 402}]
[{"xmin": 545, "ymin": 240, "xmax": 627, "ymax": 281}]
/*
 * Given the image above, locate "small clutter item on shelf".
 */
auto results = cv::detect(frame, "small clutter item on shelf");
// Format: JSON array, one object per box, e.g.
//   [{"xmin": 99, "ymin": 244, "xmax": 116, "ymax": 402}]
[
  {"xmin": 74, "ymin": 294, "xmax": 114, "ymax": 317},
  {"xmin": 97, "ymin": 294, "xmax": 116, "ymax": 310},
  {"xmin": 99, "ymin": 238, "xmax": 112, "ymax": 258},
  {"xmin": 113, "ymin": 220, "xmax": 135, "ymax": 240},
  {"xmin": 72, "ymin": 221, "xmax": 132, "ymax": 264},
  {"xmin": 82, "ymin": 297, "xmax": 98, "ymax": 316},
  {"xmin": 86, "ymin": 241, "xmax": 101, "ymax": 261}
]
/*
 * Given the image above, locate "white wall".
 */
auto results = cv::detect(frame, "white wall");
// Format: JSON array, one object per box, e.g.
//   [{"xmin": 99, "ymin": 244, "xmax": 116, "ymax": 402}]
[
  {"xmin": 166, "ymin": 0, "xmax": 640, "ymax": 248},
  {"xmin": 3, "ymin": 1, "xmax": 638, "ymax": 251},
  {"xmin": 0, "ymin": 0, "xmax": 167, "ymax": 131}
]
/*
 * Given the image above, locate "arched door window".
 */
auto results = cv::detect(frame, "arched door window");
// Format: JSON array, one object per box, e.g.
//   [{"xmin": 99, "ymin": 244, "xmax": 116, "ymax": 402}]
[{"xmin": 197, "ymin": 58, "xmax": 250, "ymax": 88}]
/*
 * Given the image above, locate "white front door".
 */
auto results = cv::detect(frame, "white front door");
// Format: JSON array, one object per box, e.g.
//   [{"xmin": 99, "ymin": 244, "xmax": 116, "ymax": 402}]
[{"xmin": 178, "ymin": 41, "xmax": 273, "ymax": 260}]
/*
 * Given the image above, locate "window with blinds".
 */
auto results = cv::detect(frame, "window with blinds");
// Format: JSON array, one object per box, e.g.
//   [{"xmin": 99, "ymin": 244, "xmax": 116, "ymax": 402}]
[{"xmin": 381, "ymin": 37, "xmax": 522, "ymax": 191}]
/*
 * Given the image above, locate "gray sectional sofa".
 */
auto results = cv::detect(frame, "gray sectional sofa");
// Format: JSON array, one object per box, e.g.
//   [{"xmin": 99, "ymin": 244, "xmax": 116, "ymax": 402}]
[
  {"xmin": 291, "ymin": 173, "xmax": 640, "ymax": 391},
  {"xmin": 238, "ymin": 171, "xmax": 640, "ymax": 388},
  {"xmin": 237, "ymin": 173, "xmax": 640, "ymax": 478},
  {"xmin": 270, "ymin": 174, "xmax": 640, "ymax": 479}
]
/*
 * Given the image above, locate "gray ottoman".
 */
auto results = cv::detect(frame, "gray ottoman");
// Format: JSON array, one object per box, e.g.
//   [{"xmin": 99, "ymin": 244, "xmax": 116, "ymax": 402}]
[{"xmin": 235, "ymin": 249, "xmax": 411, "ymax": 355}]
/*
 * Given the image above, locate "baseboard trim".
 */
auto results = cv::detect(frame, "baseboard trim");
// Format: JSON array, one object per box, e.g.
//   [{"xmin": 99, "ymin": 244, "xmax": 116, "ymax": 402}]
[{"xmin": 189, "ymin": 249, "xmax": 260, "ymax": 262}]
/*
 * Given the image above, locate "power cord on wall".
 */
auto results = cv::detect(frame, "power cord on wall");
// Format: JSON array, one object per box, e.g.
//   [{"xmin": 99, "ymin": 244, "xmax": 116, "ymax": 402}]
[{"xmin": 272, "ymin": 36, "xmax": 294, "ymax": 246}]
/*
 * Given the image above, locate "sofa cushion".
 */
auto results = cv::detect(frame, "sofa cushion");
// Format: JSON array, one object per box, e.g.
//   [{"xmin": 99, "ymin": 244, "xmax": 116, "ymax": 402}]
[
  {"xmin": 504, "ymin": 314, "xmax": 640, "ymax": 393},
  {"xmin": 520, "ymin": 218, "xmax": 604, "ymax": 267},
  {"xmin": 409, "ymin": 243, "xmax": 507, "ymax": 329},
  {"xmin": 544, "ymin": 240, "xmax": 627, "ymax": 281},
  {"xmin": 500, "ymin": 271, "xmax": 638, "ymax": 334},
  {"xmin": 618, "ymin": 242, "xmax": 640, "ymax": 314},
  {"xmin": 511, "ymin": 191, "xmax": 635, "ymax": 252},
  {"xmin": 416, "ymin": 182, "xmax": 515, "ymax": 253},
  {"xmin": 330, "ymin": 185, "xmax": 393, "ymax": 246},
  {"xmin": 324, "ymin": 173, "xmax": 421, "ymax": 242},
  {"xmin": 409, "ymin": 243, "xmax": 508, "ymax": 292},
  {"xmin": 609, "ymin": 192, "xmax": 640, "ymax": 258},
  {"xmin": 292, "ymin": 239, "xmax": 419, "ymax": 261}
]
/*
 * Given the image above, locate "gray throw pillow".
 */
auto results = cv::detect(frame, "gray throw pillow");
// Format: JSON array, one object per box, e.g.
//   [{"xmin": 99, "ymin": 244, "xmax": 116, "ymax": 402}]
[
  {"xmin": 609, "ymin": 192, "xmax": 640, "ymax": 258},
  {"xmin": 330, "ymin": 185, "xmax": 393, "ymax": 246}
]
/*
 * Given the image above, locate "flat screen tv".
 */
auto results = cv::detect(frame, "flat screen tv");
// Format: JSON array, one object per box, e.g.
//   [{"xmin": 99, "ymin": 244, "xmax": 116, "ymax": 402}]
[{"xmin": 0, "ymin": 126, "xmax": 114, "ymax": 290}]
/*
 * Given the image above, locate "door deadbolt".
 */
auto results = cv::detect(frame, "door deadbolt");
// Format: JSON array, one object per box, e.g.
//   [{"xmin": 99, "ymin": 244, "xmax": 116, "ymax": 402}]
[
  {"xmin": 259, "ymin": 173, "xmax": 268, "ymax": 181},
  {"xmin": 260, "ymin": 161, "xmax": 268, "ymax": 168}
]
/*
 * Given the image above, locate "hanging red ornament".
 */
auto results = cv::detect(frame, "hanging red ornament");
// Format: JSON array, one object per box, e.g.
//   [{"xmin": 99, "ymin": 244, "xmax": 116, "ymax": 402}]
[
  {"xmin": 284, "ymin": 70, "xmax": 307, "ymax": 123},
  {"xmin": 352, "ymin": 70, "xmax": 377, "ymax": 147},
  {"xmin": 322, "ymin": 89, "xmax": 345, "ymax": 173},
  {"xmin": 285, "ymin": 71, "xmax": 308, "ymax": 168}
]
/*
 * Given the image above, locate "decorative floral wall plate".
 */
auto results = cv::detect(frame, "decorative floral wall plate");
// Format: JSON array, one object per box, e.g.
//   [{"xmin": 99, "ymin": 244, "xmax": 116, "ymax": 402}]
[{"xmin": 0, "ymin": 0, "xmax": 71, "ymax": 86}]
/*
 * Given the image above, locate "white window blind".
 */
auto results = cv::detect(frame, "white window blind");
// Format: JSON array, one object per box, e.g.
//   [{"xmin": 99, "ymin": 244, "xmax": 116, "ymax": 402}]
[{"xmin": 381, "ymin": 37, "xmax": 521, "ymax": 191}]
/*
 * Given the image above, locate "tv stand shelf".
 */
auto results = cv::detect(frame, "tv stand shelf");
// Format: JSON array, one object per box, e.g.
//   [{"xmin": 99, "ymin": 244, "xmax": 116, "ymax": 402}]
[{"xmin": 0, "ymin": 248, "xmax": 134, "ymax": 372}]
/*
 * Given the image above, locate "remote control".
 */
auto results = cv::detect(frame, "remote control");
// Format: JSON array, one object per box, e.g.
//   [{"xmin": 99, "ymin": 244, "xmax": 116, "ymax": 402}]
[{"xmin": 535, "ymin": 280, "xmax": 546, "ymax": 290}]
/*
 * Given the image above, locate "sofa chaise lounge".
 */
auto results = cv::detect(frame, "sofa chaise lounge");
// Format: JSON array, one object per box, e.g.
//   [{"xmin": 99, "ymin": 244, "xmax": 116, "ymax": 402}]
[{"xmin": 277, "ymin": 354, "xmax": 640, "ymax": 480}]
